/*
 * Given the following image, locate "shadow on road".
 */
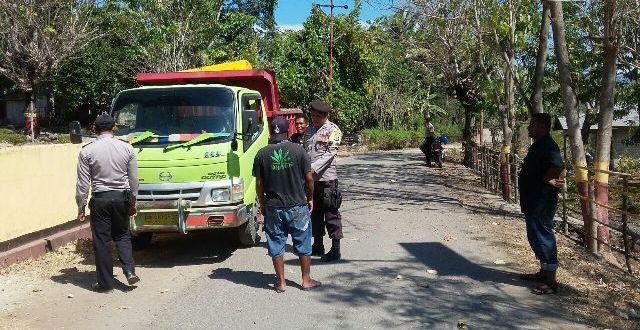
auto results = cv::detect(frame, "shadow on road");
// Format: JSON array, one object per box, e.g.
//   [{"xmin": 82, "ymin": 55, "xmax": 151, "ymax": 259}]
[
  {"xmin": 133, "ymin": 231, "xmax": 237, "ymax": 268},
  {"xmin": 339, "ymin": 152, "xmax": 460, "ymax": 208},
  {"xmin": 342, "ymin": 150, "xmax": 527, "ymax": 218},
  {"xmin": 399, "ymin": 242, "xmax": 525, "ymax": 286},
  {"xmin": 208, "ymin": 267, "xmax": 301, "ymax": 291},
  {"xmin": 310, "ymin": 241, "xmax": 583, "ymax": 328},
  {"xmin": 312, "ymin": 150, "xmax": 587, "ymax": 328},
  {"xmin": 49, "ymin": 231, "xmax": 239, "ymax": 292},
  {"xmin": 50, "ymin": 267, "xmax": 135, "ymax": 292}
]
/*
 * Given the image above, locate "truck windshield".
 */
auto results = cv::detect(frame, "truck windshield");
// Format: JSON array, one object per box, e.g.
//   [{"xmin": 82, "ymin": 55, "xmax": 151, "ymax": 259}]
[{"xmin": 112, "ymin": 86, "xmax": 235, "ymax": 144}]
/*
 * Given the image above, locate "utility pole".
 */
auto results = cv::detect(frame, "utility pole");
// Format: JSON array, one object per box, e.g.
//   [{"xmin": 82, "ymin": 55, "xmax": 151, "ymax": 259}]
[{"xmin": 315, "ymin": 1, "xmax": 348, "ymax": 89}]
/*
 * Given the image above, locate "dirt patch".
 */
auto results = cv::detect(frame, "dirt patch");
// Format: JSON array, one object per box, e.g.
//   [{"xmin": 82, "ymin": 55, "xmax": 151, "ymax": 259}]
[
  {"xmin": 0, "ymin": 239, "xmax": 94, "ymax": 278},
  {"xmin": 440, "ymin": 162, "xmax": 640, "ymax": 330}
]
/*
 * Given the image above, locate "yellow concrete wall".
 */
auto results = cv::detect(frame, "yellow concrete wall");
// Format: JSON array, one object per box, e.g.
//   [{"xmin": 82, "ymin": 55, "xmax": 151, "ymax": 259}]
[{"xmin": 0, "ymin": 144, "xmax": 83, "ymax": 242}]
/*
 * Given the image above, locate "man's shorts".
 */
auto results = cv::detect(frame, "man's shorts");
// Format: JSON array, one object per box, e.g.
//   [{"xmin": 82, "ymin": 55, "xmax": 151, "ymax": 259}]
[{"xmin": 264, "ymin": 205, "xmax": 312, "ymax": 257}]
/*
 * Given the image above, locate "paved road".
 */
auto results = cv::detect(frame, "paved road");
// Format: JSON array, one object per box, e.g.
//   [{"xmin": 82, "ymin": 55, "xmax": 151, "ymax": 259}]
[{"xmin": 1, "ymin": 149, "xmax": 587, "ymax": 329}]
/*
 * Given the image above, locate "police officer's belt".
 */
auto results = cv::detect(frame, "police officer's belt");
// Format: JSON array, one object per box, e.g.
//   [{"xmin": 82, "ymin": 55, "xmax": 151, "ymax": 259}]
[{"xmin": 93, "ymin": 190, "xmax": 129, "ymax": 200}]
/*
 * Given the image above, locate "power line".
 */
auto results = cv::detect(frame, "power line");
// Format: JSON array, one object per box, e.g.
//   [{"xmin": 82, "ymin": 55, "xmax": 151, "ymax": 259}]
[{"xmin": 314, "ymin": 1, "xmax": 349, "ymax": 91}]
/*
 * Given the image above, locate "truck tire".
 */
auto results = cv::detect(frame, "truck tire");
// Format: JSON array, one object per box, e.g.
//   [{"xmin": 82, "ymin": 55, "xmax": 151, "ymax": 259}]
[
  {"xmin": 237, "ymin": 201, "xmax": 261, "ymax": 246},
  {"xmin": 132, "ymin": 232, "xmax": 153, "ymax": 250}
]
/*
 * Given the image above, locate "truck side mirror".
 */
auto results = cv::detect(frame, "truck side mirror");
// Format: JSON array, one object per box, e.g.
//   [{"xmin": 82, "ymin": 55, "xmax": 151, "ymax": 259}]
[
  {"xmin": 231, "ymin": 134, "xmax": 238, "ymax": 151},
  {"xmin": 69, "ymin": 121, "xmax": 83, "ymax": 144}
]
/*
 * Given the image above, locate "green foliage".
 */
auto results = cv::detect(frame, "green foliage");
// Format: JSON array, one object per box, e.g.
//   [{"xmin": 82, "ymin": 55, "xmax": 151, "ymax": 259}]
[
  {"xmin": 434, "ymin": 121, "xmax": 464, "ymax": 139},
  {"xmin": 0, "ymin": 129, "xmax": 27, "ymax": 145},
  {"xmin": 618, "ymin": 156, "xmax": 640, "ymax": 176},
  {"xmin": 265, "ymin": 5, "xmax": 461, "ymax": 133},
  {"xmin": 51, "ymin": 0, "xmax": 274, "ymax": 123},
  {"xmin": 54, "ymin": 134, "xmax": 71, "ymax": 144},
  {"xmin": 361, "ymin": 129, "xmax": 422, "ymax": 150}
]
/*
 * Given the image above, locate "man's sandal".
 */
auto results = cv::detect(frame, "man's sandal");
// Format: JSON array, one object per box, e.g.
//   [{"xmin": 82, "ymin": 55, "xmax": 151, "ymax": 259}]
[{"xmin": 531, "ymin": 283, "xmax": 558, "ymax": 295}]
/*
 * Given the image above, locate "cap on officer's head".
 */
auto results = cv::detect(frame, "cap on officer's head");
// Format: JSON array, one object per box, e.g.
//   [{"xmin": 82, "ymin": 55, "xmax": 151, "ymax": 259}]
[
  {"xmin": 309, "ymin": 100, "xmax": 331, "ymax": 113},
  {"xmin": 270, "ymin": 116, "xmax": 289, "ymax": 143},
  {"xmin": 94, "ymin": 113, "xmax": 115, "ymax": 131}
]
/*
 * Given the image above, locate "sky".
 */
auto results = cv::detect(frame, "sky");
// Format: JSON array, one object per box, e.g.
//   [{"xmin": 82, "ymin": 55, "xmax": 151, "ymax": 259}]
[{"xmin": 275, "ymin": 0, "xmax": 392, "ymax": 30}]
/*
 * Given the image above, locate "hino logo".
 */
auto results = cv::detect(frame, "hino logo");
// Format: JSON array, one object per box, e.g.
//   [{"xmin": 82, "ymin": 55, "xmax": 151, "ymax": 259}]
[{"xmin": 159, "ymin": 172, "xmax": 173, "ymax": 182}]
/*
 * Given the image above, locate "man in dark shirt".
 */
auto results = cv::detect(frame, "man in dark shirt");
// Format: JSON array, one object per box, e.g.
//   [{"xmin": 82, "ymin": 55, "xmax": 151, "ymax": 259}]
[
  {"xmin": 290, "ymin": 114, "xmax": 308, "ymax": 145},
  {"xmin": 518, "ymin": 113, "xmax": 564, "ymax": 295},
  {"xmin": 253, "ymin": 116, "xmax": 321, "ymax": 293}
]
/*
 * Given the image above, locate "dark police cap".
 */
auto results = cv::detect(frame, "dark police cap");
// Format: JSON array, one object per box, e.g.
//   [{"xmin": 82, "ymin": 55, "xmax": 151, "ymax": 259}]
[
  {"xmin": 94, "ymin": 113, "xmax": 115, "ymax": 128},
  {"xmin": 309, "ymin": 100, "xmax": 331, "ymax": 113}
]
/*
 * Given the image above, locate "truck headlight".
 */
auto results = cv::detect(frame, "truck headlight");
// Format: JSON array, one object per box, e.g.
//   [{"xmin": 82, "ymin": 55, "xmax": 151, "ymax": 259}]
[{"xmin": 211, "ymin": 188, "xmax": 230, "ymax": 202}]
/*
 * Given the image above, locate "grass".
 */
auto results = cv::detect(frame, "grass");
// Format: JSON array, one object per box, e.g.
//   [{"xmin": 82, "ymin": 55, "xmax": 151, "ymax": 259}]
[
  {"xmin": 54, "ymin": 134, "xmax": 71, "ymax": 144},
  {"xmin": 0, "ymin": 128, "xmax": 28, "ymax": 145},
  {"xmin": 361, "ymin": 128, "xmax": 423, "ymax": 150},
  {"xmin": 0, "ymin": 129, "xmax": 72, "ymax": 146}
]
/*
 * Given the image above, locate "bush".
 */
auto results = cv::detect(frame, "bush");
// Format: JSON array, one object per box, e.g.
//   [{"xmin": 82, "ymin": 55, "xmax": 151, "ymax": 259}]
[
  {"xmin": 618, "ymin": 156, "xmax": 640, "ymax": 176},
  {"xmin": 362, "ymin": 129, "xmax": 422, "ymax": 150},
  {"xmin": 434, "ymin": 122, "xmax": 463, "ymax": 139},
  {"xmin": 54, "ymin": 134, "xmax": 71, "ymax": 144},
  {"xmin": 0, "ymin": 128, "xmax": 27, "ymax": 145}
]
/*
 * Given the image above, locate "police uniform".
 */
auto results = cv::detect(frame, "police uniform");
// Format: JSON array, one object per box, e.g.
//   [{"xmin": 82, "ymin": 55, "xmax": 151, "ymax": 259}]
[
  {"xmin": 76, "ymin": 114, "xmax": 139, "ymax": 291},
  {"xmin": 304, "ymin": 100, "xmax": 344, "ymax": 261}
]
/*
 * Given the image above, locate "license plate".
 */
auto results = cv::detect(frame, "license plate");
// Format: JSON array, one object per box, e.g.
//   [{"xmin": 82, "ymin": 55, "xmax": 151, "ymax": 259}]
[{"xmin": 143, "ymin": 213, "xmax": 177, "ymax": 225}]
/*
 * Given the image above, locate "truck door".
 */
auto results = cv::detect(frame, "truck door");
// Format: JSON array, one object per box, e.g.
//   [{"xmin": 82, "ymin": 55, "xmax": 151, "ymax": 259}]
[{"xmin": 241, "ymin": 94, "xmax": 264, "ymax": 152}]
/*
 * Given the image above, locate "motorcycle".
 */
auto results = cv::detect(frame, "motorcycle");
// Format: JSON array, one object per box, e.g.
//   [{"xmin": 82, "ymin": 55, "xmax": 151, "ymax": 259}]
[
  {"xmin": 421, "ymin": 135, "xmax": 448, "ymax": 167},
  {"xmin": 431, "ymin": 135, "xmax": 448, "ymax": 167}
]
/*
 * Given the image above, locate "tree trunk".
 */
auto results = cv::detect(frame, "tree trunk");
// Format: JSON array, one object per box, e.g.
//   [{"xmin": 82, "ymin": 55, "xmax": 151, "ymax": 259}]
[
  {"xmin": 500, "ymin": 0, "xmax": 516, "ymax": 201},
  {"xmin": 501, "ymin": 62, "xmax": 515, "ymax": 201},
  {"xmin": 530, "ymin": 3, "xmax": 550, "ymax": 115},
  {"xmin": 594, "ymin": 0, "xmax": 619, "ymax": 254},
  {"xmin": 463, "ymin": 107, "xmax": 477, "ymax": 167},
  {"xmin": 548, "ymin": 1, "xmax": 591, "ymax": 232}
]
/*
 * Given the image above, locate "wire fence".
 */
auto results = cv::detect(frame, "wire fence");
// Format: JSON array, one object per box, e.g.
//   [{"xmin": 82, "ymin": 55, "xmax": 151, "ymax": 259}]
[{"xmin": 469, "ymin": 144, "xmax": 640, "ymax": 274}]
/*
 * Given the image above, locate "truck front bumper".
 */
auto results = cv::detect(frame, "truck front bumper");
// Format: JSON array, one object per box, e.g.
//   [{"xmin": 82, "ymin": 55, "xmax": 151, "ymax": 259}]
[{"xmin": 130, "ymin": 199, "xmax": 249, "ymax": 234}]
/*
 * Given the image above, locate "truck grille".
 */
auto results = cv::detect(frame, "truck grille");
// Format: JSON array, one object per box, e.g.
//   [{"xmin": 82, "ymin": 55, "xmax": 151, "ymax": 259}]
[{"xmin": 137, "ymin": 188, "xmax": 201, "ymax": 202}]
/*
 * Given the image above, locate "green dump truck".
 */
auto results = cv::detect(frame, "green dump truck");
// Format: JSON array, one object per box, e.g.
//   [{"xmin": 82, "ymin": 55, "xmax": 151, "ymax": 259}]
[{"xmin": 78, "ymin": 61, "xmax": 300, "ymax": 247}]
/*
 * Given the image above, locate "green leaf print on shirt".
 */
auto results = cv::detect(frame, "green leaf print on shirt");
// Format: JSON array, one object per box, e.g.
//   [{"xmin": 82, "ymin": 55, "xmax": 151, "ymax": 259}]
[{"xmin": 271, "ymin": 148, "xmax": 293, "ymax": 171}]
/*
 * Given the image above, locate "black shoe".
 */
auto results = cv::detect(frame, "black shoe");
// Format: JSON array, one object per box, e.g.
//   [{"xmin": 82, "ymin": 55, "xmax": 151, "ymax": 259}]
[
  {"xmin": 91, "ymin": 282, "xmax": 113, "ymax": 293},
  {"xmin": 311, "ymin": 245, "xmax": 325, "ymax": 256},
  {"xmin": 320, "ymin": 248, "xmax": 341, "ymax": 262},
  {"xmin": 125, "ymin": 272, "xmax": 140, "ymax": 285}
]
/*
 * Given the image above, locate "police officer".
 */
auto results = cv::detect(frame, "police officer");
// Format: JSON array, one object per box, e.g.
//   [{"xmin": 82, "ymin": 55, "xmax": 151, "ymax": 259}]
[
  {"xmin": 76, "ymin": 114, "xmax": 140, "ymax": 292},
  {"xmin": 304, "ymin": 100, "xmax": 344, "ymax": 262}
]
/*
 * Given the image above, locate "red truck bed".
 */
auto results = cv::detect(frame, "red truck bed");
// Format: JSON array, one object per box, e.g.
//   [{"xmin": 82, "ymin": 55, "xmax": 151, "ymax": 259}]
[{"xmin": 137, "ymin": 69, "xmax": 286, "ymax": 118}]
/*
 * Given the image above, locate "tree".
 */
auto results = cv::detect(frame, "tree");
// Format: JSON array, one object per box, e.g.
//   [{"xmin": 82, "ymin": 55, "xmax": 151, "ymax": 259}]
[
  {"xmin": 403, "ymin": 0, "xmax": 485, "ymax": 166},
  {"xmin": 0, "ymin": 0, "xmax": 98, "ymax": 137},
  {"xmin": 593, "ymin": 0, "xmax": 621, "ymax": 255},
  {"xmin": 110, "ymin": 0, "xmax": 266, "ymax": 73},
  {"xmin": 547, "ymin": 0, "xmax": 591, "ymax": 245},
  {"xmin": 530, "ymin": 3, "xmax": 550, "ymax": 115}
]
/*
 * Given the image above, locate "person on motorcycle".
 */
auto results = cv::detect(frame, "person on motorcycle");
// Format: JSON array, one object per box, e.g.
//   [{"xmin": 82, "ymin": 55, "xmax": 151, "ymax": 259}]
[{"xmin": 420, "ymin": 116, "xmax": 436, "ymax": 167}]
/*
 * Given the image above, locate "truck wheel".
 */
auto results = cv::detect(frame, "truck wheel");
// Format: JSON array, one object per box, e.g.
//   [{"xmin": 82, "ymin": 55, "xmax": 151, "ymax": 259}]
[
  {"xmin": 237, "ymin": 201, "xmax": 261, "ymax": 246},
  {"xmin": 132, "ymin": 232, "xmax": 153, "ymax": 250}
]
